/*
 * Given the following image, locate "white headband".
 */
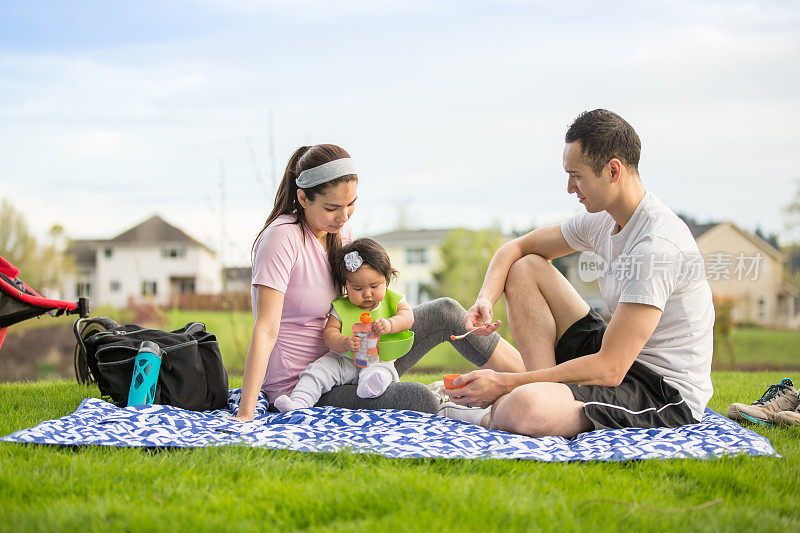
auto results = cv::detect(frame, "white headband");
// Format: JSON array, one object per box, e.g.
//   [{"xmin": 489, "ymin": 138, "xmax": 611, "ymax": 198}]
[{"xmin": 296, "ymin": 158, "xmax": 357, "ymax": 189}]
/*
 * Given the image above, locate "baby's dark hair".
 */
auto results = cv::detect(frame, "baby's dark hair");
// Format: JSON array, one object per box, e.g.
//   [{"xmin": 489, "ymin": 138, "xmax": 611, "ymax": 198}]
[{"xmin": 333, "ymin": 238, "xmax": 397, "ymax": 294}]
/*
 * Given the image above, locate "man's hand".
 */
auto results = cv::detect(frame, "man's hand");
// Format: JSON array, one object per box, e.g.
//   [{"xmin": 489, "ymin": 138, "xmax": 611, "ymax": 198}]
[
  {"xmin": 344, "ymin": 335, "xmax": 362, "ymax": 352},
  {"xmin": 446, "ymin": 369, "xmax": 512, "ymax": 408},
  {"xmin": 372, "ymin": 318, "xmax": 392, "ymax": 335},
  {"xmin": 464, "ymin": 298, "xmax": 499, "ymax": 336}
]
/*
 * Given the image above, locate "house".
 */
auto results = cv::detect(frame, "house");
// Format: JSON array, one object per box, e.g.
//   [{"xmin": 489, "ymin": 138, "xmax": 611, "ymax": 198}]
[
  {"xmin": 686, "ymin": 221, "xmax": 798, "ymax": 328},
  {"xmin": 63, "ymin": 215, "xmax": 222, "ymax": 308},
  {"xmin": 369, "ymin": 229, "xmax": 453, "ymax": 306},
  {"xmin": 553, "ymin": 220, "xmax": 798, "ymax": 328},
  {"xmin": 222, "ymin": 267, "xmax": 252, "ymax": 293}
]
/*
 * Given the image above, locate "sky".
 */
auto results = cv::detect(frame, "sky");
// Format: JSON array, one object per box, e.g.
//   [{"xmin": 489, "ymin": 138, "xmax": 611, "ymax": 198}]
[{"xmin": 1, "ymin": 0, "xmax": 798, "ymax": 266}]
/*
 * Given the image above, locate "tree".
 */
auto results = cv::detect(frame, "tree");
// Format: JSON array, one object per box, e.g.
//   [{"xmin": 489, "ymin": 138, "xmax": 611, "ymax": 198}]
[
  {"xmin": 430, "ymin": 228, "xmax": 512, "ymax": 341},
  {"xmin": 785, "ymin": 178, "xmax": 800, "ymax": 241},
  {"xmin": 783, "ymin": 179, "xmax": 800, "ymax": 281},
  {"xmin": 0, "ymin": 199, "xmax": 73, "ymax": 294},
  {"xmin": 754, "ymin": 227, "xmax": 780, "ymax": 250}
]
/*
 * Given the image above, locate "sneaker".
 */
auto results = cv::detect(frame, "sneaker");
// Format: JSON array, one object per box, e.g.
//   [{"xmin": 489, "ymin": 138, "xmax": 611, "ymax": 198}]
[
  {"xmin": 437, "ymin": 401, "xmax": 491, "ymax": 426},
  {"xmin": 727, "ymin": 378, "xmax": 799, "ymax": 425},
  {"xmin": 774, "ymin": 404, "xmax": 800, "ymax": 426},
  {"xmin": 427, "ymin": 380, "xmax": 451, "ymax": 405}
]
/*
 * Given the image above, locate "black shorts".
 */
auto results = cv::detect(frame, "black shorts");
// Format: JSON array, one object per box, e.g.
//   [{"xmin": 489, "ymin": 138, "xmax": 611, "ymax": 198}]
[{"xmin": 556, "ymin": 309, "xmax": 698, "ymax": 430}]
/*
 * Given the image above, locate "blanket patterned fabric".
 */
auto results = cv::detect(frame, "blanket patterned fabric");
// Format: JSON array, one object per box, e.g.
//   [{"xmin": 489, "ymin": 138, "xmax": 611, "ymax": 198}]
[{"xmin": 0, "ymin": 389, "xmax": 777, "ymax": 461}]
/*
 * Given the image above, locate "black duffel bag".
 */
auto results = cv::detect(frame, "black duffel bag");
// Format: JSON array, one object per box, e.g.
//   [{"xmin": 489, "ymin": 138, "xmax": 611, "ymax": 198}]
[{"xmin": 80, "ymin": 321, "xmax": 229, "ymax": 411}]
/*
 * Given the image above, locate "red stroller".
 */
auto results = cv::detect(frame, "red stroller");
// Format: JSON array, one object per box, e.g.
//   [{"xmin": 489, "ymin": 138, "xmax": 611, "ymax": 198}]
[{"xmin": 0, "ymin": 255, "xmax": 117, "ymax": 383}]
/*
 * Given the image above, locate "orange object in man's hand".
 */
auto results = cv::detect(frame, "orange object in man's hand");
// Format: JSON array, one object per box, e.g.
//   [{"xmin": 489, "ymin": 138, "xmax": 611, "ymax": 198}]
[{"xmin": 443, "ymin": 374, "xmax": 466, "ymax": 389}]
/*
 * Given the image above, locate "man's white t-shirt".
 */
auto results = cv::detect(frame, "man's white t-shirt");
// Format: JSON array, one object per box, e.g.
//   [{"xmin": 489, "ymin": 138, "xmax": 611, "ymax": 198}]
[{"xmin": 560, "ymin": 191, "xmax": 714, "ymax": 421}]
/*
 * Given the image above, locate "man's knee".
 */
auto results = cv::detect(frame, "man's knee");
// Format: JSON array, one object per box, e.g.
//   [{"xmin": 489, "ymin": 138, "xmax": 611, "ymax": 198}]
[
  {"xmin": 490, "ymin": 382, "xmax": 586, "ymax": 438},
  {"xmin": 490, "ymin": 383, "xmax": 551, "ymax": 437},
  {"xmin": 506, "ymin": 255, "xmax": 550, "ymax": 293}
]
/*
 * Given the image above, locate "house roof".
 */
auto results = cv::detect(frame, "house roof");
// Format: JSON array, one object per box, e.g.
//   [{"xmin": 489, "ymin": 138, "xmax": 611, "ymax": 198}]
[
  {"xmin": 684, "ymin": 222, "xmax": 718, "ymax": 241},
  {"xmin": 725, "ymin": 223, "xmax": 783, "ymax": 262},
  {"xmin": 678, "ymin": 214, "xmax": 782, "ymax": 261},
  {"xmin": 66, "ymin": 240, "xmax": 101, "ymax": 267},
  {"xmin": 111, "ymin": 215, "xmax": 212, "ymax": 252},
  {"xmin": 66, "ymin": 215, "xmax": 215, "ymax": 262},
  {"xmin": 368, "ymin": 228, "xmax": 455, "ymax": 246},
  {"xmin": 695, "ymin": 222, "xmax": 783, "ymax": 262}
]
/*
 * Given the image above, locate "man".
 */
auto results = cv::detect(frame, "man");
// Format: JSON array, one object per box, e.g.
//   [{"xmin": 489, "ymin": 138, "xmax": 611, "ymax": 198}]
[{"xmin": 440, "ymin": 109, "xmax": 714, "ymax": 438}]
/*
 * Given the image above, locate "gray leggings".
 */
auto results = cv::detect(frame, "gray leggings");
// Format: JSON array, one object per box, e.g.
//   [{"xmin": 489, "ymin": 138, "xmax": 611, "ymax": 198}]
[{"xmin": 317, "ymin": 297, "xmax": 501, "ymax": 413}]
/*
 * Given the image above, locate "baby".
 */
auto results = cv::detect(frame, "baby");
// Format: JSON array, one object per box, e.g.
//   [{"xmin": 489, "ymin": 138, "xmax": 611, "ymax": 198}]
[{"xmin": 274, "ymin": 238, "xmax": 414, "ymax": 411}]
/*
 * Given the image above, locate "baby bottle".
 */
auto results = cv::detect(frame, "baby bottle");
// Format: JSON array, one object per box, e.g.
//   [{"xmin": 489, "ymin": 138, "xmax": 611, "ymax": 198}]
[
  {"xmin": 352, "ymin": 312, "xmax": 380, "ymax": 368},
  {"xmin": 127, "ymin": 340, "xmax": 163, "ymax": 407}
]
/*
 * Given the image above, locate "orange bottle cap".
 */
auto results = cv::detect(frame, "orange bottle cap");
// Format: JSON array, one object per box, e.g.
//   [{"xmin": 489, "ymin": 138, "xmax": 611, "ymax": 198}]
[{"xmin": 360, "ymin": 312, "xmax": 372, "ymax": 324}]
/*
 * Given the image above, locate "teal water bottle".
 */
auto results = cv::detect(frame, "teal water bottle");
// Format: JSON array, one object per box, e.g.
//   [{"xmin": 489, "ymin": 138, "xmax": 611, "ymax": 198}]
[{"xmin": 127, "ymin": 340, "xmax": 162, "ymax": 407}]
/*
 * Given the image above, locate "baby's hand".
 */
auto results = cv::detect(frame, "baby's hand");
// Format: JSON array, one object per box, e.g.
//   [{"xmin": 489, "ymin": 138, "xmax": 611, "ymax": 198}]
[
  {"xmin": 345, "ymin": 335, "xmax": 362, "ymax": 352},
  {"xmin": 372, "ymin": 319, "xmax": 392, "ymax": 334}
]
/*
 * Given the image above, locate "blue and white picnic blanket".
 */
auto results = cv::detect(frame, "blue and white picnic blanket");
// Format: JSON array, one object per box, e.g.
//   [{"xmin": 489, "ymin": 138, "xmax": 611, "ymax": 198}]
[{"xmin": 0, "ymin": 389, "xmax": 776, "ymax": 461}]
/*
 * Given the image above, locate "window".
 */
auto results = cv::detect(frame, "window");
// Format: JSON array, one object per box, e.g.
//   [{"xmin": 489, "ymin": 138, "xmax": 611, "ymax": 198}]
[
  {"xmin": 110, "ymin": 280, "xmax": 121, "ymax": 292},
  {"xmin": 75, "ymin": 283, "xmax": 91, "ymax": 297},
  {"xmin": 405, "ymin": 281, "xmax": 420, "ymax": 306},
  {"xmin": 404, "ymin": 280, "xmax": 431, "ymax": 305},
  {"xmin": 405, "ymin": 247, "xmax": 428, "ymax": 265},
  {"xmin": 142, "ymin": 280, "xmax": 157, "ymax": 296},
  {"xmin": 418, "ymin": 285, "xmax": 431, "ymax": 303},
  {"xmin": 104, "ymin": 248, "xmax": 113, "ymax": 259},
  {"xmin": 177, "ymin": 279, "xmax": 195, "ymax": 294},
  {"xmin": 161, "ymin": 248, "xmax": 186, "ymax": 259},
  {"xmin": 758, "ymin": 297, "xmax": 767, "ymax": 322}
]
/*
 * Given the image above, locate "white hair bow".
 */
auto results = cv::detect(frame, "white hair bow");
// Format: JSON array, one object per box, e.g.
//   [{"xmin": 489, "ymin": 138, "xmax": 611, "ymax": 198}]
[{"xmin": 344, "ymin": 251, "xmax": 363, "ymax": 272}]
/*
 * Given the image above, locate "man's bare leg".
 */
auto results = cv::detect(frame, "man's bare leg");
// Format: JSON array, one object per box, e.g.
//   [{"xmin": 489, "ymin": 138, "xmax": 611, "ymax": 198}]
[
  {"xmin": 480, "ymin": 337, "xmax": 526, "ymax": 373},
  {"xmin": 486, "ymin": 382, "xmax": 593, "ymax": 437},
  {"xmin": 449, "ymin": 255, "xmax": 594, "ymax": 429},
  {"xmin": 504, "ymin": 255, "xmax": 591, "ymax": 370}
]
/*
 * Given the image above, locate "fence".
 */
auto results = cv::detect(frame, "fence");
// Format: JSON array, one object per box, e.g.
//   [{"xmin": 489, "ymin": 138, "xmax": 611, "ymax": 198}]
[{"xmin": 170, "ymin": 293, "xmax": 251, "ymax": 312}]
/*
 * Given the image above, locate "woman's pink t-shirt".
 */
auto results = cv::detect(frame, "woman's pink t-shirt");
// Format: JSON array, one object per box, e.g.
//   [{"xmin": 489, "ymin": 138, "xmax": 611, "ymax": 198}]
[{"xmin": 251, "ymin": 214, "xmax": 355, "ymax": 402}]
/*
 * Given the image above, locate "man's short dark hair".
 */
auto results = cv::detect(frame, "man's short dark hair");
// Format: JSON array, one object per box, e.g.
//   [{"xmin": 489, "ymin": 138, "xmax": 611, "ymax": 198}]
[{"xmin": 565, "ymin": 109, "xmax": 641, "ymax": 175}]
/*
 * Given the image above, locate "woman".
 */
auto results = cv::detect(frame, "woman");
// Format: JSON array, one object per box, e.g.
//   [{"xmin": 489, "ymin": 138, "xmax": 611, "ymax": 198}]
[{"xmin": 232, "ymin": 144, "xmax": 523, "ymax": 421}]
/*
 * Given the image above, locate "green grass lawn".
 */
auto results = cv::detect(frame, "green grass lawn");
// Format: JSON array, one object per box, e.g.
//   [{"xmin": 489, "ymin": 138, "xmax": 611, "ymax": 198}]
[
  {"xmin": 1, "ymin": 371, "xmax": 799, "ymax": 531},
  {"xmin": 720, "ymin": 328, "xmax": 800, "ymax": 368}
]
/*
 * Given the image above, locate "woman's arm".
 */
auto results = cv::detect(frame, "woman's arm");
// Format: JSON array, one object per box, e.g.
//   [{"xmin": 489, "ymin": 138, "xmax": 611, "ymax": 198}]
[{"xmin": 231, "ymin": 285, "xmax": 284, "ymax": 422}]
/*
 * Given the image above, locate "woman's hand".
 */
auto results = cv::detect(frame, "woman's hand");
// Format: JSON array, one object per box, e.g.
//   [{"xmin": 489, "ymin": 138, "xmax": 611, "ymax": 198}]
[
  {"xmin": 372, "ymin": 318, "xmax": 392, "ymax": 335},
  {"xmin": 344, "ymin": 335, "xmax": 362, "ymax": 352},
  {"xmin": 237, "ymin": 285, "xmax": 283, "ymax": 428},
  {"xmin": 229, "ymin": 413, "xmax": 254, "ymax": 423},
  {"xmin": 446, "ymin": 369, "xmax": 513, "ymax": 408},
  {"xmin": 464, "ymin": 298, "xmax": 498, "ymax": 336}
]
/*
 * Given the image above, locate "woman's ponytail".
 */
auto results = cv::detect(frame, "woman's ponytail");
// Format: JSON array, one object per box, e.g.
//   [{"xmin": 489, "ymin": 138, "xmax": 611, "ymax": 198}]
[{"xmin": 252, "ymin": 144, "xmax": 356, "ymax": 267}]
